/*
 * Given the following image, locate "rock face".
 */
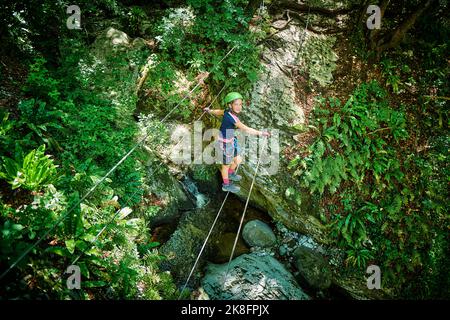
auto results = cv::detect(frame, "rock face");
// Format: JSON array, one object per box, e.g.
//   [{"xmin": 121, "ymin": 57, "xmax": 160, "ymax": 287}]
[
  {"xmin": 87, "ymin": 23, "xmax": 385, "ymax": 300},
  {"xmin": 159, "ymin": 204, "xmax": 228, "ymax": 287},
  {"xmin": 202, "ymin": 253, "xmax": 309, "ymax": 300},
  {"xmin": 146, "ymin": 159, "xmax": 194, "ymax": 228},
  {"xmin": 242, "ymin": 220, "xmax": 276, "ymax": 248},
  {"xmin": 293, "ymin": 246, "xmax": 332, "ymax": 291},
  {"xmin": 234, "ymin": 23, "xmax": 328, "ymax": 243}
]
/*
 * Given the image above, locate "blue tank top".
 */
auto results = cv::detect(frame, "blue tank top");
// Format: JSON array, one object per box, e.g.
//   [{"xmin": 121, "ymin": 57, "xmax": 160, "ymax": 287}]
[{"xmin": 219, "ymin": 109, "xmax": 240, "ymax": 141}]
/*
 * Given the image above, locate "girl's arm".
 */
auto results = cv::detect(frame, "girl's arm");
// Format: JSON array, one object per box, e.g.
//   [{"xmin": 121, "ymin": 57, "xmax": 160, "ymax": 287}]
[{"xmin": 235, "ymin": 121, "xmax": 269, "ymax": 136}]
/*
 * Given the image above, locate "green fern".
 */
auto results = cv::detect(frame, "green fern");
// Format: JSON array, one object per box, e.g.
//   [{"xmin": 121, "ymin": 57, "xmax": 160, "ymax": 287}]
[
  {"xmin": 0, "ymin": 144, "xmax": 58, "ymax": 191},
  {"xmin": 64, "ymin": 191, "xmax": 83, "ymax": 238}
]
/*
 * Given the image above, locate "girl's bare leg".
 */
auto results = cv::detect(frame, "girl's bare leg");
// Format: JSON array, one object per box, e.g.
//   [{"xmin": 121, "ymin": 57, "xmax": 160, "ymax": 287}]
[
  {"xmin": 221, "ymin": 164, "xmax": 230, "ymax": 183},
  {"xmin": 230, "ymin": 155, "xmax": 242, "ymax": 171}
]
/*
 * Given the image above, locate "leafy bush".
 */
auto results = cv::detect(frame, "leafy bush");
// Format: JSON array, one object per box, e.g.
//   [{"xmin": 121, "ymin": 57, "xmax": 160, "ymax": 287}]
[
  {"xmin": 23, "ymin": 57, "xmax": 61, "ymax": 103},
  {"xmin": 17, "ymin": 98, "xmax": 64, "ymax": 151},
  {"xmin": 380, "ymin": 58, "xmax": 403, "ymax": 94},
  {"xmin": 300, "ymin": 35, "xmax": 338, "ymax": 87},
  {"xmin": 292, "ymin": 81, "xmax": 408, "ymax": 195},
  {"xmin": 289, "ymin": 81, "xmax": 448, "ymax": 296},
  {"xmin": 0, "ymin": 144, "xmax": 59, "ymax": 191},
  {"xmin": 125, "ymin": 6, "xmax": 149, "ymax": 36},
  {"xmin": 142, "ymin": 0, "xmax": 264, "ymax": 121},
  {"xmin": 0, "ymin": 110, "xmax": 16, "ymax": 153}
]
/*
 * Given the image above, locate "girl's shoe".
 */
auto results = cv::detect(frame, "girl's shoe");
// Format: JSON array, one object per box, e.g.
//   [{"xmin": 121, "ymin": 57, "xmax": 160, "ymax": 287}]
[
  {"xmin": 222, "ymin": 183, "xmax": 240, "ymax": 193},
  {"xmin": 229, "ymin": 172, "xmax": 242, "ymax": 182}
]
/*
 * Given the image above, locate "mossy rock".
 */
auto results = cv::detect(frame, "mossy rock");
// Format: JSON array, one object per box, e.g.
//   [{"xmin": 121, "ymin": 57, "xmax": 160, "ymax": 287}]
[{"xmin": 293, "ymin": 246, "xmax": 332, "ymax": 291}]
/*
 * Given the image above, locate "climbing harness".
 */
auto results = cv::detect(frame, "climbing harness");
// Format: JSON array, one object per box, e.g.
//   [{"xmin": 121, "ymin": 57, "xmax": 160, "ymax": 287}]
[
  {"xmin": 64, "ymin": 55, "xmax": 252, "ymax": 290},
  {"xmin": 178, "ymin": 80, "xmax": 283, "ymax": 299},
  {"xmin": 2, "ymin": 5, "xmax": 312, "ymax": 300},
  {"xmin": 178, "ymin": 134, "xmax": 270, "ymax": 299}
]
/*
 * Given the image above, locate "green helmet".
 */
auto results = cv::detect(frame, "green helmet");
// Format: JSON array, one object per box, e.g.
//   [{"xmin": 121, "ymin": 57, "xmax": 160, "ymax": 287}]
[{"xmin": 223, "ymin": 92, "xmax": 243, "ymax": 106}]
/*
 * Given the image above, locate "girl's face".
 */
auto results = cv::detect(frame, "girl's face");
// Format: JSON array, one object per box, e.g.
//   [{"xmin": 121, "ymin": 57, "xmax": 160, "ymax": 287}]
[{"xmin": 230, "ymin": 99, "xmax": 243, "ymax": 114}]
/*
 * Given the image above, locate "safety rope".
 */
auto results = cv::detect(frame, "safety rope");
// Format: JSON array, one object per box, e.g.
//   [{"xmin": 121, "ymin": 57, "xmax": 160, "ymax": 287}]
[
  {"xmin": 0, "ymin": 45, "xmax": 238, "ymax": 281},
  {"xmin": 53, "ymin": 53, "xmax": 250, "ymax": 292},
  {"xmin": 222, "ymin": 135, "xmax": 268, "ymax": 289},
  {"xmin": 177, "ymin": 166, "xmax": 239, "ymax": 300}
]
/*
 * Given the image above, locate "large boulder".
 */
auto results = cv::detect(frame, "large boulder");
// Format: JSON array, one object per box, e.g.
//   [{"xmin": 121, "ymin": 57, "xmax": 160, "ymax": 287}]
[
  {"xmin": 145, "ymin": 157, "xmax": 194, "ymax": 227},
  {"xmin": 242, "ymin": 219, "xmax": 276, "ymax": 248},
  {"xmin": 201, "ymin": 253, "xmax": 309, "ymax": 300}
]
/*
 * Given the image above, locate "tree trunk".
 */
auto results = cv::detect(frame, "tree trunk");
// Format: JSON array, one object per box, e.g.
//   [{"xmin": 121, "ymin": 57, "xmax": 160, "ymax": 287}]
[
  {"xmin": 374, "ymin": 0, "xmax": 435, "ymax": 59},
  {"xmin": 353, "ymin": 0, "xmax": 371, "ymax": 33},
  {"xmin": 368, "ymin": 0, "xmax": 390, "ymax": 51}
]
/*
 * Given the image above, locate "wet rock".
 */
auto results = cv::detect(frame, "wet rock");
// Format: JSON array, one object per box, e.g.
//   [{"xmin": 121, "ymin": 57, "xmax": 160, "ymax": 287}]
[
  {"xmin": 201, "ymin": 252, "xmax": 309, "ymax": 300},
  {"xmin": 242, "ymin": 220, "xmax": 276, "ymax": 248},
  {"xmin": 159, "ymin": 204, "xmax": 228, "ymax": 287},
  {"xmin": 235, "ymin": 24, "xmax": 329, "ymax": 243}
]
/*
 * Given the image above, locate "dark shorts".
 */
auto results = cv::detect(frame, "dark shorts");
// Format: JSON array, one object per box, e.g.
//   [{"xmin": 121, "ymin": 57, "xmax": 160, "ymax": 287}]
[{"xmin": 218, "ymin": 137, "xmax": 241, "ymax": 165}]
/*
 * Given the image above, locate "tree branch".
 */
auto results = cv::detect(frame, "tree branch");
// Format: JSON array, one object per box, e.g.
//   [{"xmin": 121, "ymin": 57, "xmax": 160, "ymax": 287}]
[
  {"xmin": 374, "ymin": 0, "xmax": 435, "ymax": 58},
  {"xmin": 272, "ymin": 0, "xmax": 359, "ymax": 17},
  {"xmin": 257, "ymin": 11, "xmax": 293, "ymax": 45},
  {"xmin": 287, "ymin": 10, "xmax": 344, "ymax": 34}
]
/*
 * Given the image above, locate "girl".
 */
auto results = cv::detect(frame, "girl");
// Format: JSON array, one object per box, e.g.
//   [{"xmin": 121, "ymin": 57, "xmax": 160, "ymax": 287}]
[{"xmin": 205, "ymin": 92, "xmax": 270, "ymax": 193}]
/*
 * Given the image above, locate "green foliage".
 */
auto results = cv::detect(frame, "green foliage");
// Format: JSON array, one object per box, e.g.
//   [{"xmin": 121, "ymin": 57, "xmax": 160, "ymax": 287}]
[
  {"xmin": 141, "ymin": 205, "xmax": 161, "ymax": 222},
  {"xmin": 0, "ymin": 110, "xmax": 14, "ymax": 137},
  {"xmin": 186, "ymin": 0, "xmax": 263, "ymax": 89},
  {"xmin": 17, "ymin": 98, "xmax": 64, "ymax": 151},
  {"xmin": 0, "ymin": 144, "xmax": 59, "ymax": 191},
  {"xmin": 18, "ymin": 49, "xmax": 145, "ymax": 206},
  {"xmin": 298, "ymin": 81, "xmax": 408, "ymax": 195},
  {"xmin": 140, "ymin": 253, "xmax": 179, "ymax": 300},
  {"xmin": 300, "ymin": 35, "xmax": 338, "ymax": 87},
  {"xmin": 142, "ymin": 0, "xmax": 264, "ymax": 121},
  {"xmin": 1, "ymin": 184, "xmax": 179, "ymax": 300},
  {"xmin": 0, "ymin": 110, "xmax": 16, "ymax": 153},
  {"xmin": 0, "ymin": 185, "xmax": 66, "ymax": 269},
  {"xmin": 0, "ymin": 0, "xmax": 183, "ymax": 299},
  {"xmin": 192, "ymin": 165, "xmax": 215, "ymax": 182},
  {"xmin": 345, "ymin": 245, "xmax": 374, "ymax": 269},
  {"xmin": 24, "ymin": 57, "xmax": 61, "ymax": 103},
  {"xmin": 64, "ymin": 192, "xmax": 83, "ymax": 238},
  {"xmin": 124, "ymin": 6, "xmax": 149, "ymax": 36},
  {"xmin": 380, "ymin": 58, "xmax": 403, "ymax": 94}
]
